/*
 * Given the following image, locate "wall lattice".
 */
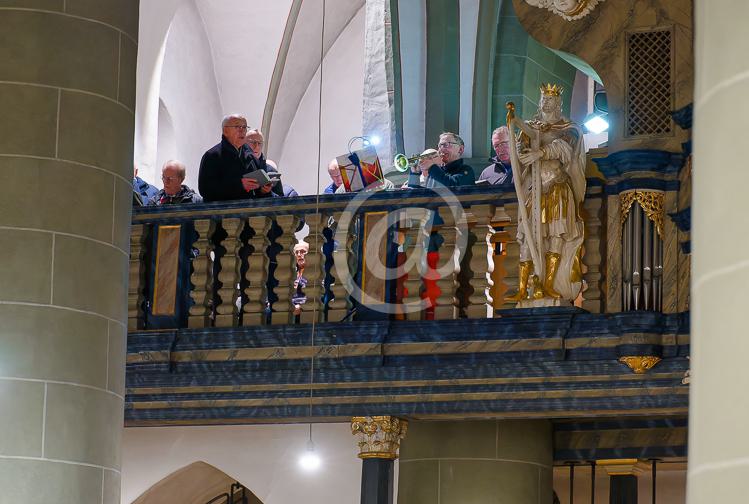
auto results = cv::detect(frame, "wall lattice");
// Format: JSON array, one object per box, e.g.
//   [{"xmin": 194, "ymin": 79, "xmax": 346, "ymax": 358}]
[{"xmin": 626, "ymin": 29, "xmax": 673, "ymax": 137}]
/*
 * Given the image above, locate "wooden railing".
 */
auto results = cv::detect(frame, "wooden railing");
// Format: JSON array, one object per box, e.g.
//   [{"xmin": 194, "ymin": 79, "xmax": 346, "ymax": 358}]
[{"xmin": 128, "ymin": 184, "xmax": 604, "ymax": 331}]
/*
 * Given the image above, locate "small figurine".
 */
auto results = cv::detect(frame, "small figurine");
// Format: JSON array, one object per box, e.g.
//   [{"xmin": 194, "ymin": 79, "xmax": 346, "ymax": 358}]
[{"xmin": 292, "ymin": 242, "xmax": 310, "ymax": 316}]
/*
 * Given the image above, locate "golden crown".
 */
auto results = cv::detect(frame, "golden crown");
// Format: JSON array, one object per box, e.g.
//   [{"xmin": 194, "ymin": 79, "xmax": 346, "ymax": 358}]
[{"xmin": 540, "ymin": 83, "xmax": 564, "ymax": 97}]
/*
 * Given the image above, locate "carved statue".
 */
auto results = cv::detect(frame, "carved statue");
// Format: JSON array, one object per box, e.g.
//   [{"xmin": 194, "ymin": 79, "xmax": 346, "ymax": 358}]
[
  {"xmin": 292, "ymin": 242, "xmax": 309, "ymax": 316},
  {"xmin": 523, "ymin": 0, "xmax": 604, "ymax": 21},
  {"xmin": 505, "ymin": 84, "xmax": 586, "ymax": 306}
]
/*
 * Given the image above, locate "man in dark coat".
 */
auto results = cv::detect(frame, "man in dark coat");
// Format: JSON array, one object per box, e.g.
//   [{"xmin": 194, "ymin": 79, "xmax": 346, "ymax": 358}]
[
  {"xmin": 408, "ymin": 132, "xmax": 475, "ymax": 188},
  {"xmin": 198, "ymin": 114, "xmax": 275, "ymax": 202}
]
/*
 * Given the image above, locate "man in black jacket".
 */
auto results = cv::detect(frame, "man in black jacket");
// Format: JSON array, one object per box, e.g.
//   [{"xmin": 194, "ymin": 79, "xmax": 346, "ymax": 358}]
[
  {"xmin": 198, "ymin": 114, "xmax": 275, "ymax": 202},
  {"xmin": 408, "ymin": 132, "xmax": 475, "ymax": 188}
]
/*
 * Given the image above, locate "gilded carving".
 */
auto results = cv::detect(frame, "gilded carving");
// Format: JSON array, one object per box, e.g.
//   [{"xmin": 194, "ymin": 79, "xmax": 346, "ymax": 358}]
[
  {"xmin": 619, "ymin": 356, "xmax": 661, "ymax": 374},
  {"xmin": 620, "ymin": 190, "xmax": 665, "ymax": 239},
  {"xmin": 523, "ymin": 0, "xmax": 604, "ymax": 21},
  {"xmin": 350, "ymin": 416, "xmax": 408, "ymax": 460}
]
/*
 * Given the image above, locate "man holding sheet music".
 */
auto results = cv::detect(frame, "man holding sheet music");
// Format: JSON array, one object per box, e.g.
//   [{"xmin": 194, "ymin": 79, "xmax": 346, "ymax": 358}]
[{"xmin": 198, "ymin": 114, "xmax": 276, "ymax": 202}]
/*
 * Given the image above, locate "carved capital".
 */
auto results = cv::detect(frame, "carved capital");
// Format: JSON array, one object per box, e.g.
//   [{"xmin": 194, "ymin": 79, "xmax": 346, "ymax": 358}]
[
  {"xmin": 351, "ymin": 416, "xmax": 408, "ymax": 460},
  {"xmin": 619, "ymin": 356, "xmax": 661, "ymax": 374},
  {"xmin": 597, "ymin": 459, "xmax": 649, "ymax": 476}
]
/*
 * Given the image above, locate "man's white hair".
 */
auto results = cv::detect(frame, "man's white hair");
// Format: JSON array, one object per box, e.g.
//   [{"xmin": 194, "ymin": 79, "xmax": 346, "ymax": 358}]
[
  {"xmin": 221, "ymin": 114, "xmax": 246, "ymax": 127},
  {"xmin": 162, "ymin": 159, "xmax": 186, "ymax": 180}
]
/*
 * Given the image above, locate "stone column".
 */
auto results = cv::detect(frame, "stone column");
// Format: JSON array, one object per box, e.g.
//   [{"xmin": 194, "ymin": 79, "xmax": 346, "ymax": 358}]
[
  {"xmin": 0, "ymin": 2, "xmax": 137, "ymax": 502},
  {"xmin": 397, "ymin": 420, "xmax": 552, "ymax": 503},
  {"xmin": 689, "ymin": 2, "xmax": 749, "ymax": 502},
  {"xmin": 351, "ymin": 416, "xmax": 408, "ymax": 504},
  {"xmin": 599, "ymin": 459, "xmax": 649, "ymax": 504}
]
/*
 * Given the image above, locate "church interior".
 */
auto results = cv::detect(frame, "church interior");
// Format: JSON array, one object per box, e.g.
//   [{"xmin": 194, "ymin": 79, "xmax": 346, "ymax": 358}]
[{"xmin": 0, "ymin": 0, "xmax": 740, "ymax": 502}]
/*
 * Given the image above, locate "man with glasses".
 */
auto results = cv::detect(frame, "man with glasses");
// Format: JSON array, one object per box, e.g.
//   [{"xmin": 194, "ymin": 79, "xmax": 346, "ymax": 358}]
[
  {"xmin": 148, "ymin": 160, "xmax": 201, "ymax": 205},
  {"xmin": 245, "ymin": 128, "xmax": 283, "ymax": 196},
  {"xmin": 478, "ymin": 126, "xmax": 513, "ymax": 185},
  {"xmin": 198, "ymin": 114, "xmax": 271, "ymax": 202},
  {"xmin": 408, "ymin": 132, "xmax": 475, "ymax": 188}
]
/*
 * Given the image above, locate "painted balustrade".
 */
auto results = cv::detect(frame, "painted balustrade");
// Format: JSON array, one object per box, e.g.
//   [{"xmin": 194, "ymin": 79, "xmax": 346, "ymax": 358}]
[{"xmin": 128, "ymin": 185, "xmax": 569, "ymax": 330}]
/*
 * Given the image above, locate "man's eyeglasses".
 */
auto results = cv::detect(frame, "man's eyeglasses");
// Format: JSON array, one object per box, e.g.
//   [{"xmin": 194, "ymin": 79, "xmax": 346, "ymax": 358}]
[
  {"xmin": 438, "ymin": 142, "xmax": 460, "ymax": 149},
  {"xmin": 246, "ymin": 140, "xmax": 264, "ymax": 146},
  {"xmin": 162, "ymin": 176, "xmax": 180, "ymax": 182},
  {"xmin": 226, "ymin": 125, "xmax": 248, "ymax": 131}
]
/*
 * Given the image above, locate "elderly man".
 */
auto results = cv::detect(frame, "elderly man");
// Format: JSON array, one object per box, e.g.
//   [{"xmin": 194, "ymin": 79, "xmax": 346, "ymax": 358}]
[
  {"xmin": 478, "ymin": 126, "xmax": 513, "ymax": 185},
  {"xmin": 148, "ymin": 160, "xmax": 201, "ymax": 205},
  {"xmin": 246, "ymin": 130, "xmax": 284, "ymax": 197},
  {"xmin": 409, "ymin": 132, "xmax": 475, "ymax": 188},
  {"xmin": 198, "ymin": 114, "xmax": 273, "ymax": 202},
  {"xmin": 324, "ymin": 159, "xmax": 344, "ymax": 194}
]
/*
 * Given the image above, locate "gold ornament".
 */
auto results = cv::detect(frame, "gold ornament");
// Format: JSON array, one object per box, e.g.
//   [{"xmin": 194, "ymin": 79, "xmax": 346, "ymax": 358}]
[
  {"xmin": 619, "ymin": 190, "xmax": 664, "ymax": 239},
  {"xmin": 351, "ymin": 416, "xmax": 408, "ymax": 460},
  {"xmin": 540, "ymin": 83, "xmax": 564, "ymax": 97},
  {"xmin": 619, "ymin": 356, "xmax": 661, "ymax": 374}
]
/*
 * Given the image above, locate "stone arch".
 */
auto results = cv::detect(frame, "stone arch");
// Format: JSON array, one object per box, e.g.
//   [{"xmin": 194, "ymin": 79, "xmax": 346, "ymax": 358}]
[{"xmin": 132, "ymin": 461, "xmax": 263, "ymax": 504}]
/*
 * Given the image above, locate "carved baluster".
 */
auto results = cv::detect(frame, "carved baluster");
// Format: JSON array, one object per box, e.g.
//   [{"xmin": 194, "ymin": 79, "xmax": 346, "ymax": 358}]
[
  {"xmin": 299, "ymin": 213, "xmax": 324, "ymax": 324},
  {"xmin": 128, "ymin": 224, "xmax": 147, "ymax": 331},
  {"xmin": 243, "ymin": 216, "xmax": 271, "ymax": 326},
  {"xmin": 582, "ymin": 189, "xmax": 605, "ymax": 313},
  {"xmin": 500, "ymin": 202, "xmax": 520, "ymax": 309},
  {"xmin": 271, "ymin": 215, "xmax": 300, "ymax": 324},
  {"xmin": 327, "ymin": 212, "xmax": 352, "ymax": 322},
  {"xmin": 433, "ymin": 207, "xmax": 458, "ymax": 320},
  {"xmin": 464, "ymin": 204, "xmax": 496, "ymax": 318},
  {"xmin": 401, "ymin": 210, "xmax": 428, "ymax": 321},
  {"xmin": 606, "ymin": 194, "xmax": 622, "ymax": 312},
  {"xmin": 188, "ymin": 219, "xmax": 214, "ymax": 328},
  {"xmin": 215, "ymin": 218, "xmax": 242, "ymax": 327}
]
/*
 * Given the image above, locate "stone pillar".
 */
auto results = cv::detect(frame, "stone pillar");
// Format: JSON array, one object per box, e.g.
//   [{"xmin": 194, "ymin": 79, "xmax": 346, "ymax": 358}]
[
  {"xmin": 397, "ymin": 420, "xmax": 552, "ymax": 503},
  {"xmin": 0, "ymin": 2, "xmax": 137, "ymax": 502},
  {"xmin": 689, "ymin": 2, "xmax": 749, "ymax": 502},
  {"xmin": 599, "ymin": 459, "xmax": 649, "ymax": 504},
  {"xmin": 351, "ymin": 416, "xmax": 408, "ymax": 504}
]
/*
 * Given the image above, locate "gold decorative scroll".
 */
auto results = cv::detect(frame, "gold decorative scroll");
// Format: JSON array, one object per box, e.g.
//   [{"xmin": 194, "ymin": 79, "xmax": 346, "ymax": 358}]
[
  {"xmin": 619, "ymin": 190, "xmax": 664, "ymax": 239},
  {"xmin": 597, "ymin": 458, "xmax": 649, "ymax": 476},
  {"xmin": 619, "ymin": 356, "xmax": 661, "ymax": 374},
  {"xmin": 351, "ymin": 416, "xmax": 408, "ymax": 460}
]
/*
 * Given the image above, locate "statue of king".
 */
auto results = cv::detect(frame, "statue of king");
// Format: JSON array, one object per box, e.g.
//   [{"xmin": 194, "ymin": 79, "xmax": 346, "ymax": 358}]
[{"xmin": 505, "ymin": 84, "xmax": 586, "ymax": 305}]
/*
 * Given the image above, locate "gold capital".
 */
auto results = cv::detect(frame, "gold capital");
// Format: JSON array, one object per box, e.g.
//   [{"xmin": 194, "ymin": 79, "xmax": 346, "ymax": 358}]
[
  {"xmin": 351, "ymin": 416, "xmax": 408, "ymax": 460},
  {"xmin": 619, "ymin": 356, "xmax": 661, "ymax": 374},
  {"xmin": 597, "ymin": 459, "xmax": 649, "ymax": 476}
]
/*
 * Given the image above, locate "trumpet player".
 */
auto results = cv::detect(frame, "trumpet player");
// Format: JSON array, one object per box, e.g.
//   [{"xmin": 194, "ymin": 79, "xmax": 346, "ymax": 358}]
[{"xmin": 407, "ymin": 132, "xmax": 475, "ymax": 188}]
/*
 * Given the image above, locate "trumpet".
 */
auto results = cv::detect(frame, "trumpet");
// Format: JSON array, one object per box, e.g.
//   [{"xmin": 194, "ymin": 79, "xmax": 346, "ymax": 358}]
[{"xmin": 393, "ymin": 151, "xmax": 437, "ymax": 172}]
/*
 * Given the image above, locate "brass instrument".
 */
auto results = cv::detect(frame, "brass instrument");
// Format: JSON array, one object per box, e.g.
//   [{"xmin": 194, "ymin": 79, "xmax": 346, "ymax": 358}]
[{"xmin": 393, "ymin": 152, "xmax": 435, "ymax": 172}]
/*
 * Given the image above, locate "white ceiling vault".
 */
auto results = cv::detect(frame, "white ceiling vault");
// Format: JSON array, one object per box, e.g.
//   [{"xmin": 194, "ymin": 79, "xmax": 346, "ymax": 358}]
[{"xmin": 135, "ymin": 0, "xmax": 365, "ymax": 191}]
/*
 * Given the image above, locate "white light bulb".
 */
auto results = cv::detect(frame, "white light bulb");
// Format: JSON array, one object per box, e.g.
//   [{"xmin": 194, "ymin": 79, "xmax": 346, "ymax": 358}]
[
  {"xmin": 369, "ymin": 135, "xmax": 382, "ymax": 146},
  {"xmin": 584, "ymin": 115, "xmax": 609, "ymax": 134},
  {"xmin": 299, "ymin": 439, "xmax": 321, "ymax": 471}
]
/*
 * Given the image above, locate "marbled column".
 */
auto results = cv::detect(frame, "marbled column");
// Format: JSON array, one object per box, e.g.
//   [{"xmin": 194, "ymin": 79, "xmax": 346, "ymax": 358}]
[
  {"xmin": 398, "ymin": 420, "xmax": 552, "ymax": 503},
  {"xmin": 0, "ymin": 2, "xmax": 138, "ymax": 501},
  {"xmin": 689, "ymin": 2, "xmax": 749, "ymax": 501},
  {"xmin": 661, "ymin": 191, "xmax": 679, "ymax": 313},
  {"xmin": 606, "ymin": 195, "xmax": 622, "ymax": 313}
]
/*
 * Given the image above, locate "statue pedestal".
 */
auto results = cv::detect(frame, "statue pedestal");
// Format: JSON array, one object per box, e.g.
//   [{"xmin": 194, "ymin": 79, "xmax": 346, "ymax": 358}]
[{"xmin": 517, "ymin": 298, "xmax": 566, "ymax": 309}]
